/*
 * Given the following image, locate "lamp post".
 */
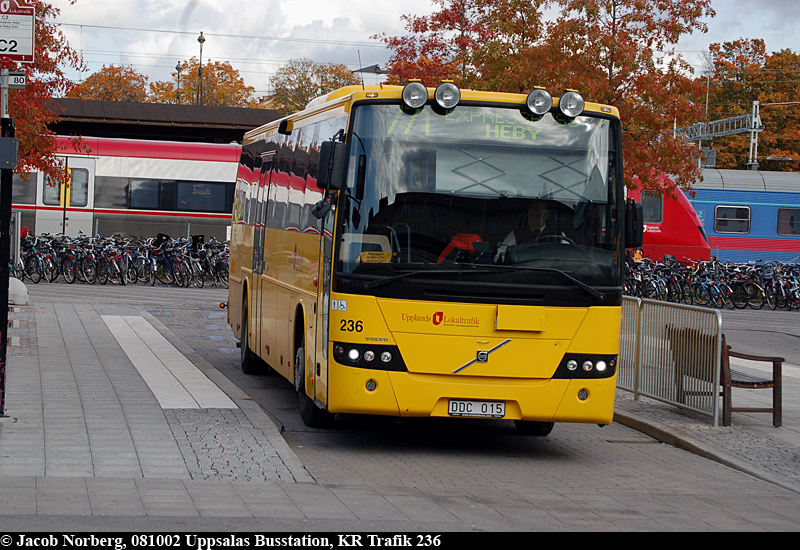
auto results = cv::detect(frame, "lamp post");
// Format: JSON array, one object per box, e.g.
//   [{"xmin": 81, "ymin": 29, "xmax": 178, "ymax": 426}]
[
  {"xmin": 175, "ymin": 62, "xmax": 182, "ymax": 104},
  {"xmin": 197, "ymin": 31, "xmax": 205, "ymax": 106}
]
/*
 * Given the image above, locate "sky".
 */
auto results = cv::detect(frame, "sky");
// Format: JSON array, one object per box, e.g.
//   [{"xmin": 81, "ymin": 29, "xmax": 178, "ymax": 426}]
[{"xmin": 45, "ymin": 0, "xmax": 800, "ymax": 98}]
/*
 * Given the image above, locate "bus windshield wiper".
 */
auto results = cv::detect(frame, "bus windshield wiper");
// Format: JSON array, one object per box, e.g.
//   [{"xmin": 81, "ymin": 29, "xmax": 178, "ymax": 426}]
[
  {"xmin": 459, "ymin": 263, "xmax": 605, "ymax": 302},
  {"xmin": 337, "ymin": 268, "xmax": 497, "ymax": 290}
]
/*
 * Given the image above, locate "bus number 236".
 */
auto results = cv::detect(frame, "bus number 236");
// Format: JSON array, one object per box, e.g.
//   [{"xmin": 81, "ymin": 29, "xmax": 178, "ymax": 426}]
[{"xmin": 340, "ymin": 319, "xmax": 363, "ymax": 332}]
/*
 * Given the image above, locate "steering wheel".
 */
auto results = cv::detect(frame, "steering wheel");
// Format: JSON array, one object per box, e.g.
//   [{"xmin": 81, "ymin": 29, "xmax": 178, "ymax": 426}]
[{"xmin": 534, "ymin": 233, "xmax": 576, "ymax": 245}]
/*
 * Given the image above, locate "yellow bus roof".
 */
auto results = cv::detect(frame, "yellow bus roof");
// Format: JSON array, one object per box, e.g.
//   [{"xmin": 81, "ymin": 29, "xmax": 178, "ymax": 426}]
[{"xmin": 244, "ymin": 85, "xmax": 619, "ymax": 142}]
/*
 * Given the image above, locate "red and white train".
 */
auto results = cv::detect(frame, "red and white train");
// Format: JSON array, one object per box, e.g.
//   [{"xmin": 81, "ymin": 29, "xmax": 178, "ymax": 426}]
[{"xmin": 11, "ymin": 136, "xmax": 241, "ymax": 241}]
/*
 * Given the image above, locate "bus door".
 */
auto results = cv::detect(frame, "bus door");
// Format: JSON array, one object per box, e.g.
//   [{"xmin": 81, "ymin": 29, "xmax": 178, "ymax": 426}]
[
  {"xmin": 313, "ymin": 191, "xmax": 336, "ymax": 405},
  {"xmin": 252, "ymin": 152, "xmax": 273, "ymax": 363},
  {"xmin": 257, "ymin": 152, "xmax": 280, "ymax": 370},
  {"xmin": 39, "ymin": 157, "xmax": 95, "ymax": 236}
]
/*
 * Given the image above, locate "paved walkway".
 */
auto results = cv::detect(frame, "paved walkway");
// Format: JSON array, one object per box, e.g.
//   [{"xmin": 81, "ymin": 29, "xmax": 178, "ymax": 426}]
[{"xmin": 2, "ymin": 288, "xmax": 800, "ymax": 530}]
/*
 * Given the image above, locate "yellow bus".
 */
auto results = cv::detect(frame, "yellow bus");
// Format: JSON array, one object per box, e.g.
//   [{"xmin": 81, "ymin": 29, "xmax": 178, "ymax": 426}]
[{"xmin": 228, "ymin": 83, "xmax": 643, "ymax": 435}]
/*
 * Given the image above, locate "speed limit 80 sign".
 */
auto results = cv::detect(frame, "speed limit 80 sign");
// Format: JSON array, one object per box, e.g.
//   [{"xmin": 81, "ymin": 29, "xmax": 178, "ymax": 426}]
[{"xmin": 0, "ymin": 0, "xmax": 35, "ymax": 64}]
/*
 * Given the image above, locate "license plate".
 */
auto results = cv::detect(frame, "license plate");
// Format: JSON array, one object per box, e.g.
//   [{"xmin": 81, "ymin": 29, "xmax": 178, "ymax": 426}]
[{"xmin": 448, "ymin": 399, "xmax": 506, "ymax": 418}]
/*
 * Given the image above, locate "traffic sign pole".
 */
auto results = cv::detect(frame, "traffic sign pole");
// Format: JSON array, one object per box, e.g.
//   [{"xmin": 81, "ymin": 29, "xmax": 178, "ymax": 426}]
[
  {"xmin": 0, "ymin": 1, "xmax": 33, "ymax": 416},
  {"xmin": 0, "ymin": 61, "xmax": 15, "ymax": 417}
]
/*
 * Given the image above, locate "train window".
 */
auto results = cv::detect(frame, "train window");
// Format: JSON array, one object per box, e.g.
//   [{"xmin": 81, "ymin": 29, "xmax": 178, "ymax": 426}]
[
  {"xmin": 12, "ymin": 173, "xmax": 36, "ymax": 205},
  {"xmin": 43, "ymin": 174, "xmax": 61, "ymax": 206},
  {"xmin": 130, "ymin": 179, "xmax": 160, "ymax": 210},
  {"xmin": 641, "ymin": 191, "xmax": 663, "ymax": 223},
  {"xmin": 714, "ymin": 205, "xmax": 750, "ymax": 234},
  {"xmin": 95, "ymin": 176, "xmax": 128, "ymax": 209},
  {"xmin": 777, "ymin": 208, "xmax": 800, "ymax": 235},
  {"xmin": 69, "ymin": 169, "xmax": 89, "ymax": 207},
  {"xmin": 177, "ymin": 181, "xmax": 228, "ymax": 213}
]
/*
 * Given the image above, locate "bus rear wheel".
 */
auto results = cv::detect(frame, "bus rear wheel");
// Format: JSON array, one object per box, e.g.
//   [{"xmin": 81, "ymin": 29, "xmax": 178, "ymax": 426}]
[
  {"xmin": 514, "ymin": 420, "xmax": 554, "ymax": 436},
  {"xmin": 295, "ymin": 346, "xmax": 330, "ymax": 428}
]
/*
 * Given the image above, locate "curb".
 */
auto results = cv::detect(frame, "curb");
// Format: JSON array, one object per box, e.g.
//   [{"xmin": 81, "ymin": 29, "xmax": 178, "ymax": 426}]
[
  {"xmin": 614, "ymin": 410, "xmax": 800, "ymax": 495},
  {"xmin": 140, "ymin": 308, "xmax": 316, "ymax": 484}
]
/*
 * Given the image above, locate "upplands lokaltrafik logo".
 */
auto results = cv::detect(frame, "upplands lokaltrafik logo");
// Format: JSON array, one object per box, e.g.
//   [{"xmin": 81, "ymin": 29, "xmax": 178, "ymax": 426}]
[{"xmin": 432, "ymin": 312, "xmax": 443, "ymax": 325}]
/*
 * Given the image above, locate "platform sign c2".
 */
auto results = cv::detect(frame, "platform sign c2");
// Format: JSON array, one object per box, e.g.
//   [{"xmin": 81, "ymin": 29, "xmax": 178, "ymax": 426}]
[{"xmin": 0, "ymin": 0, "xmax": 35, "ymax": 64}]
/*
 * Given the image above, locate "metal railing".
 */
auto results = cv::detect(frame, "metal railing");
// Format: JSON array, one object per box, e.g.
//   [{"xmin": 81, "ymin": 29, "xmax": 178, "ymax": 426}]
[{"xmin": 619, "ymin": 297, "xmax": 723, "ymax": 426}]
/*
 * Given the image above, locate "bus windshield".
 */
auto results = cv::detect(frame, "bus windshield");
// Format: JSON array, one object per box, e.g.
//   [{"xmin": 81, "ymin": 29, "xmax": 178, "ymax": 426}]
[{"xmin": 336, "ymin": 103, "xmax": 621, "ymax": 303}]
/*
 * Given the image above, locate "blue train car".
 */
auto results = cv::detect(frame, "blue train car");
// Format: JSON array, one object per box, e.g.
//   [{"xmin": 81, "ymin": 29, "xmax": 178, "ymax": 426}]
[{"xmin": 688, "ymin": 169, "xmax": 800, "ymax": 263}]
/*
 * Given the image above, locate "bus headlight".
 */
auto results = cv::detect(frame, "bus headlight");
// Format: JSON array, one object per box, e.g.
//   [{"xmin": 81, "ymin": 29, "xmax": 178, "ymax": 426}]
[
  {"xmin": 402, "ymin": 81, "xmax": 428, "ymax": 109},
  {"xmin": 559, "ymin": 91, "xmax": 585, "ymax": 118},
  {"xmin": 526, "ymin": 88, "xmax": 552, "ymax": 116},
  {"xmin": 435, "ymin": 82, "xmax": 460, "ymax": 109},
  {"xmin": 553, "ymin": 354, "xmax": 617, "ymax": 379}
]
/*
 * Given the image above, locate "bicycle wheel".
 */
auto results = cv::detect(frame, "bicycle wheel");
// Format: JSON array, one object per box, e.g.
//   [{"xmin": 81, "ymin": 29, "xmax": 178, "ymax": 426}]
[
  {"xmin": 217, "ymin": 261, "xmax": 228, "ymax": 288},
  {"xmin": 746, "ymin": 283, "xmax": 764, "ymax": 309},
  {"xmin": 13, "ymin": 262, "xmax": 25, "ymax": 281},
  {"xmin": 134, "ymin": 256, "xmax": 150, "ymax": 283},
  {"xmin": 176, "ymin": 260, "xmax": 191, "ymax": 288},
  {"xmin": 26, "ymin": 256, "xmax": 42, "ymax": 284},
  {"xmin": 44, "ymin": 256, "xmax": 59, "ymax": 283},
  {"xmin": 789, "ymin": 289, "xmax": 800, "ymax": 310},
  {"xmin": 62, "ymin": 257, "xmax": 76, "ymax": 284},
  {"xmin": 681, "ymin": 281, "xmax": 694, "ymax": 305},
  {"xmin": 731, "ymin": 282, "xmax": 748, "ymax": 309},
  {"xmin": 192, "ymin": 261, "xmax": 204, "ymax": 288},
  {"xmin": 81, "ymin": 257, "xmax": 97, "ymax": 284},
  {"xmin": 154, "ymin": 258, "xmax": 174, "ymax": 285},
  {"xmin": 709, "ymin": 285, "xmax": 724, "ymax": 308},
  {"xmin": 776, "ymin": 285, "xmax": 788, "ymax": 310},
  {"xmin": 718, "ymin": 282, "xmax": 735, "ymax": 309},
  {"xmin": 691, "ymin": 282, "xmax": 710, "ymax": 306},
  {"xmin": 667, "ymin": 280, "xmax": 682, "ymax": 303},
  {"xmin": 96, "ymin": 259, "xmax": 109, "ymax": 285},
  {"xmin": 764, "ymin": 285, "xmax": 777, "ymax": 310}
]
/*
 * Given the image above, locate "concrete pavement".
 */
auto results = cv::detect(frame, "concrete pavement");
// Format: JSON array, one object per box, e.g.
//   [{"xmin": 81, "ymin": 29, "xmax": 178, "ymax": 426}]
[{"xmin": 2, "ymin": 284, "xmax": 800, "ymax": 530}]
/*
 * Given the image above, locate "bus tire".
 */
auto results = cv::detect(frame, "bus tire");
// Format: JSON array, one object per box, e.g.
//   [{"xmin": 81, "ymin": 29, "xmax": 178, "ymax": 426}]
[
  {"xmin": 296, "ymin": 346, "xmax": 329, "ymax": 428},
  {"xmin": 514, "ymin": 420, "xmax": 554, "ymax": 436}
]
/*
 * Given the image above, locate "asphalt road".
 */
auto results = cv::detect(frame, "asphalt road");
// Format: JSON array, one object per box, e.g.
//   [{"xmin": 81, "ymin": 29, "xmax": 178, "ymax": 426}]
[{"xmin": 9, "ymin": 281, "xmax": 800, "ymax": 531}]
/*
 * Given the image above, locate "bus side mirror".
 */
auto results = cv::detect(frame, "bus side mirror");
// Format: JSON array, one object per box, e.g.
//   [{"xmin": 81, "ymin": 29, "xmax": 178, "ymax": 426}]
[
  {"xmin": 625, "ymin": 198, "xmax": 644, "ymax": 249},
  {"xmin": 318, "ymin": 141, "xmax": 347, "ymax": 191}
]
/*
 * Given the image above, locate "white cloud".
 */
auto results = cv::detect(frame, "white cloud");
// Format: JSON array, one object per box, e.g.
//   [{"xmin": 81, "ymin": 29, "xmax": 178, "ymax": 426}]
[{"xmin": 49, "ymin": 0, "xmax": 798, "ymax": 96}]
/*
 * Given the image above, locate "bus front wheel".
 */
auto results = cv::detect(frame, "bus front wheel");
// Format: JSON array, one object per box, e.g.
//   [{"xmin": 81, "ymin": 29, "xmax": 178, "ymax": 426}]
[
  {"xmin": 514, "ymin": 420, "xmax": 554, "ymax": 436},
  {"xmin": 295, "ymin": 347, "xmax": 330, "ymax": 428},
  {"xmin": 241, "ymin": 299, "xmax": 264, "ymax": 375}
]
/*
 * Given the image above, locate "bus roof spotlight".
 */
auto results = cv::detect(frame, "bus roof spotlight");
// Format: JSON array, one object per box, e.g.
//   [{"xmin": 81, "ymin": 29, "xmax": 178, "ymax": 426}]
[
  {"xmin": 402, "ymin": 81, "xmax": 428, "ymax": 109},
  {"xmin": 526, "ymin": 89, "xmax": 552, "ymax": 115},
  {"xmin": 559, "ymin": 91, "xmax": 585, "ymax": 118},
  {"xmin": 435, "ymin": 82, "xmax": 460, "ymax": 110}
]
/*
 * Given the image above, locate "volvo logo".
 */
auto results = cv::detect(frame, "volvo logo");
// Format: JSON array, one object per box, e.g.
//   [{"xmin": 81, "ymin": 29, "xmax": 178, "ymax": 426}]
[{"xmin": 453, "ymin": 340, "xmax": 512, "ymax": 373}]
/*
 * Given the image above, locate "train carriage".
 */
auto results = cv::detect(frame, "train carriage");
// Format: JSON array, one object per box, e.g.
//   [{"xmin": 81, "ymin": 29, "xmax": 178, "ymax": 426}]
[
  {"xmin": 11, "ymin": 136, "xmax": 241, "ymax": 241},
  {"xmin": 689, "ymin": 169, "xmax": 800, "ymax": 263}
]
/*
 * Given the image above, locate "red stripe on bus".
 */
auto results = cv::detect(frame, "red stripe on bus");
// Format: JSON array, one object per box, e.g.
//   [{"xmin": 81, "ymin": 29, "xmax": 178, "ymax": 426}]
[{"xmin": 708, "ymin": 236, "xmax": 800, "ymax": 253}]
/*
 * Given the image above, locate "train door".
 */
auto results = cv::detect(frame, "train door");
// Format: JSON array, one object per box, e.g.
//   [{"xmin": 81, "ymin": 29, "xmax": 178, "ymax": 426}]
[{"xmin": 38, "ymin": 157, "xmax": 95, "ymax": 236}]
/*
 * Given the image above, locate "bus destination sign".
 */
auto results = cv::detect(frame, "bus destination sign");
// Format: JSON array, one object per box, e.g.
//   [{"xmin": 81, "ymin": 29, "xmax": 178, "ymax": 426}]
[{"xmin": 0, "ymin": 0, "xmax": 35, "ymax": 64}]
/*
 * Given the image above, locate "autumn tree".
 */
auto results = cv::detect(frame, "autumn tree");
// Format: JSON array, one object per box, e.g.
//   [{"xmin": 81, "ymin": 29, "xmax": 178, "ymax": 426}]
[
  {"xmin": 378, "ymin": 0, "xmax": 715, "ymax": 191},
  {"xmin": 266, "ymin": 58, "xmax": 361, "ymax": 115},
  {"xmin": 10, "ymin": 0, "xmax": 86, "ymax": 180},
  {"xmin": 67, "ymin": 64, "xmax": 149, "ymax": 102},
  {"xmin": 149, "ymin": 58, "xmax": 259, "ymax": 108},
  {"xmin": 374, "ymin": 0, "xmax": 489, "ymax": 88},
  {"xmin": 703, "ymin": 40, "xmax": 800, "ymax": 170}
]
